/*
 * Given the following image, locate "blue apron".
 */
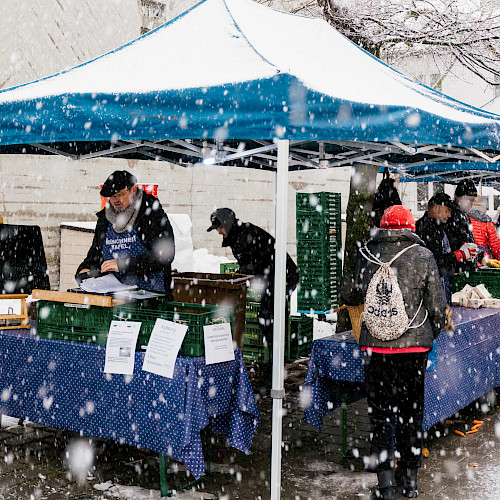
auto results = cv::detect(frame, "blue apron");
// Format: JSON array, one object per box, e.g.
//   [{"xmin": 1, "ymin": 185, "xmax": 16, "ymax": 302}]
[{"xmin": 102, "ymin": 224, "xmax": 165, "ymax": 292}]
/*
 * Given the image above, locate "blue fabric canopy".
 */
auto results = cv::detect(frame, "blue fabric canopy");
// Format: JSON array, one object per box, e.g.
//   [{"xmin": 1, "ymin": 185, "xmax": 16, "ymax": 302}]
[{"xmin": 0, "ymin": 0, "xmax": 499, "ymax": 152}]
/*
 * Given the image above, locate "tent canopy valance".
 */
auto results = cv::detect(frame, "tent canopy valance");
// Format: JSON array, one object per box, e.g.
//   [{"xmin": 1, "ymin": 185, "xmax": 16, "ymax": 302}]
[{"xmin": 0, "ymin": 0, "xmax": 499, "ymax": 182}]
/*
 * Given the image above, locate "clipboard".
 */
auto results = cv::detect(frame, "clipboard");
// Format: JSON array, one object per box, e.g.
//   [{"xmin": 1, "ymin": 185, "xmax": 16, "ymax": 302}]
[{"xmin": 0, "ymin": 294, "xmax": 30, "ymax": 330}]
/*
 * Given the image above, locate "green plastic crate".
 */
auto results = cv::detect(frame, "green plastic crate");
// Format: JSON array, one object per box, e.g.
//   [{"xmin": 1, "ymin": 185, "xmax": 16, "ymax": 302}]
[
  {"xmin": 242, "ymin": 345, "xmax": 269, "ymax": 364},
  {"xmin": 220, "ymin": 262, "xmax": 240, "ymax": 274},
  {"xmin": 37, "ymin": 300, "xmax": 233, "ymax": 357},
  {"xmin": 245, "ymin": 301, "xmax": 260, "ymax": 321},
  {"xmin": 451, "ymin": 270, "xmax": 500, "ymax": 298}
]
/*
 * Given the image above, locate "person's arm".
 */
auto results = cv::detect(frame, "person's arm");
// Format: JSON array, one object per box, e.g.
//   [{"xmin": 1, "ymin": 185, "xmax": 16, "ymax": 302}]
[
  {"xmin": 116, "ymin": 207, "xmax": 175, "ymax": 276},
  {"xmin": 422, "ymin": 255, "xmax": 447, "ymax": 339},
  {"xmin": 486, "ymin": 222, "xmax": 500, "ymax": 260}
]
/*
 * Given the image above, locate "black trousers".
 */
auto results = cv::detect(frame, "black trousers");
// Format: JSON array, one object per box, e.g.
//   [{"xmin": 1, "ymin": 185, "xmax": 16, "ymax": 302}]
[{"xmin": 363, "ymin": 351, "xmax": 428, "ymax": 471}]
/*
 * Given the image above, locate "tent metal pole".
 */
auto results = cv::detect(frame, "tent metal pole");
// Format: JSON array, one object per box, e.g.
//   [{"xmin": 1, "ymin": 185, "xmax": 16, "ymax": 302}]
[{"xmin": 270, "ymin": 139, "xmax": 289, "ymax": 500}]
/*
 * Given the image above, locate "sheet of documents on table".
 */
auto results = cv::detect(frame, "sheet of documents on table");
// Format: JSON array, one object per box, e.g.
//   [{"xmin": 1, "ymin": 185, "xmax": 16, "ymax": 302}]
[
  {"xmin": 142, "ymin": 319, "xmax": 188, "ymax": 379},
  {"xmin": 104, "ymin": 321, "xmax": 142, "ymax": 375},
  {"xmin": 78, "ymin": 273, "xmax": 137, "ymax": 294},
  {"xmin": 0, "ymin": 299, "xmax": 22, "ymax": 316},
  {"xmin": 203, "ymin": 323, "xmax": 235, "ymax": 365}
]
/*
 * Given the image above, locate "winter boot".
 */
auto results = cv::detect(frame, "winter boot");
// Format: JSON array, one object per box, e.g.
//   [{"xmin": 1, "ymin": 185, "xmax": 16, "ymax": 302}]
[
  {"xmin": 370, "ymin": 469, "xmax": 396, "ymax": 500},
  {"xmin": 398, "ymin": 469, "xmax": 418, "ymax": 498}
]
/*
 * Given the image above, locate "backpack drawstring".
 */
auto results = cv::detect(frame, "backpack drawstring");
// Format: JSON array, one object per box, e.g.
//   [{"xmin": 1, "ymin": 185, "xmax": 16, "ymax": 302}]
[{"xmin": 360, "ymin": 243, "xmax": 427, "ymax": 329}]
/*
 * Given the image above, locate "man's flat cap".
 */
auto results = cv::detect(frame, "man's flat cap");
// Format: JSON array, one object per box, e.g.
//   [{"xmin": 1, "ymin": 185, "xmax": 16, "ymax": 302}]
[{"xmin": 100, "ymin": 170, "xmax": 137, "ymax": 197}]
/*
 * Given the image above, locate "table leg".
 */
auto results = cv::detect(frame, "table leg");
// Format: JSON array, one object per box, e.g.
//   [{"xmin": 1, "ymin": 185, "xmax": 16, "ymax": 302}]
[
  {"xmin": 342, "ymin": 391, "xmax": 347, "ymax": 457},
  {"xmin": 158, "ymin": 454, "xmax": 171, "ymax": 497}
]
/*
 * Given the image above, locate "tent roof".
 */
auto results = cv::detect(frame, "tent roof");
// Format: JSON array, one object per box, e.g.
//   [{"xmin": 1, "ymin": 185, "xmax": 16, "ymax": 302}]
[{"xmin": 0, "ymin": 0, "xmax": 500, "ymax": 182}]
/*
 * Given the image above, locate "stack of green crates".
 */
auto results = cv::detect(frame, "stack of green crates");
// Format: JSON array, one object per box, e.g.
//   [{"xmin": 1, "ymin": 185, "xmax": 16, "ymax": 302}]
[
  {"xmin": 288, "ymin": 315, "xmax": 314, "ymax": 359},
  {"xmin": 36, "ymin": 299, "xmax": 233, "ymax": 357},
  {"xmin": 451, "ymin": 269, "xmax": 500, "ymax": 298},
  {"xmin": 296, "ymin": 192, "xmax": 342, "ymax": 313},
  {"xmin": 243, "ymin": 298, "xmax": 269, "ymax": 363}
]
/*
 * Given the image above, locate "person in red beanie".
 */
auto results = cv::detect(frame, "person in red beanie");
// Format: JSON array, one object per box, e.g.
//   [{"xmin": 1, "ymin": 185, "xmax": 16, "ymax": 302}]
[{"xmin": 341, "ymin": 205, "xmax": 447, "ymax": 500}]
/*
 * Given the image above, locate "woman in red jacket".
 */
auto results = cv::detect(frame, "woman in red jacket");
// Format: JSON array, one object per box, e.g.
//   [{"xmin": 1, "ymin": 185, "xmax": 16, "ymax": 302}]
[{"xmin": 469, "ymin": 198, "xmax": 500, "ymax": 260}]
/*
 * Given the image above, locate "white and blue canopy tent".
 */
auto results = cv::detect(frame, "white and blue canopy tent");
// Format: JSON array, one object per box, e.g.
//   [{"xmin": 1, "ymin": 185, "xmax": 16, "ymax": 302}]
[{"xmin": 2, "ymin": 0, "xmax": 500, "ymax": 497}]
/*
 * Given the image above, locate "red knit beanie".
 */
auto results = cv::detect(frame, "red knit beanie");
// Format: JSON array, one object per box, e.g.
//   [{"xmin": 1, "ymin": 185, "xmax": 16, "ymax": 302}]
[{"xmin": 380, "ymin": 205, "xmax": 416, "ymax": 232}]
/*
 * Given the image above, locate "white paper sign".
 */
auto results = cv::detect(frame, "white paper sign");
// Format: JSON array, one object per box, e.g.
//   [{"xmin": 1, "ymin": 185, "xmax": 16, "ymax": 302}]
[
  {"xmin": 203, "ymin": 323, "xmax": 235, "ymax": 365},
  {"xmin": 142, "ymin": 319, "xmax": 187, "ymax": 379},
  {"xmin": 104, "ymin": 321, "xmax": 142, "ymax": 375},
  {"xmin": 0, "ymin": 299, "xmax": 22, "ymax": 316}
]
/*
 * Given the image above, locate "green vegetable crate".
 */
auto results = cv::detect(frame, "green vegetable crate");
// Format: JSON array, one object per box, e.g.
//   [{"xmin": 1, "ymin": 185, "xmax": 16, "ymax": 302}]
[
  {"xmin": 37, "ymin": 299, "xmax": 233, "ymax": 356},
  {"xmin": 296, "ymin": 192, "xmax": 342, "ymax": 313},
  {"xmin": 451, "ymin": 269, "xmax": 500, "ymax": 298}
]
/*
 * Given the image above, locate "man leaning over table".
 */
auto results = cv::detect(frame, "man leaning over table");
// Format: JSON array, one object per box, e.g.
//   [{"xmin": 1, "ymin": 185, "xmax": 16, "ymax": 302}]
[{"xmin": 76, "ymin": 170, "xmax": 175, "ymax": 299}]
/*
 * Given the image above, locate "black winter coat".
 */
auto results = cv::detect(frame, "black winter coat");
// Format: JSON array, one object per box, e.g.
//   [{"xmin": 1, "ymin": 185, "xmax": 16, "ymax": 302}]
[
  {"xmin": 340, "ymin": 229, "xmax": 447, "ymax": 350},
  {"xmin": 445, "ymin": 203, "xmax": 476, "ymax": 273},
  {"xmin": 416, "ymin": 212, "xmax": 457, "ymax": 277},
  {"xmin": 76, "ymin": 192, "xmax": 175, "ymax": 299},
  {"xmin": 223, "ymin": 221, "xmax": 299, "ymax": 316}
]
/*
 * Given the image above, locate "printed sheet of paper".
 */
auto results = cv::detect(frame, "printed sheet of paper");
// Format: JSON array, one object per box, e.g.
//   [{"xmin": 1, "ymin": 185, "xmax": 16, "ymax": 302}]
[
  {"xmin": 79, "ymin": 273, "xmax": 137, "ymax": 294},
  {"xmin": 142, "ymin": 319, "xmax": 187, "ymax": 379},
  {"xmin": 0, "ymin": 299, "xmax": 22, "ymax": 316},
  {"xmin": 104, "ymin": 321, "xmax": 142, "ymax": 375},
  {"xmin": 203, "ymin": 323, "xmax": 235, "ymax": 365}
]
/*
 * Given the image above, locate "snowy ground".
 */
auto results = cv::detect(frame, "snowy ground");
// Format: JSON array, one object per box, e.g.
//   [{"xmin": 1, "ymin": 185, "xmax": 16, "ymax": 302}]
[{"xmin": 0, "ymin": 391, "xmax": 499, "ymax": 499}]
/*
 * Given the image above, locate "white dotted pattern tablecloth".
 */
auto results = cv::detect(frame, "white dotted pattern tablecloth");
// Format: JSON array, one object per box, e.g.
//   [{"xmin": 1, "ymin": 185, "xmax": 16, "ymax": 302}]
[
  {"xmin": 0, "ymin": 330, "xmax": 260, "ymax": 479},
  {"xmin": 304, "ymin": 307, "xmax": 500, "ymax": 431}
]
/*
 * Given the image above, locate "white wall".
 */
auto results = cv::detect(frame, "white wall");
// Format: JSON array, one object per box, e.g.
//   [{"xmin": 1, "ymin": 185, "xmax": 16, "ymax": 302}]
[{"xmin": 0, "ymin": 154, "xmax": 351, "ymax": 289}]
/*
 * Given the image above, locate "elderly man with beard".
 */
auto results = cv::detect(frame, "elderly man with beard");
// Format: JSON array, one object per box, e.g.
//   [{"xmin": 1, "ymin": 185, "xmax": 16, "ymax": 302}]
[{"xmin": 76, "ymin": 170, "xmax": 175, "ymax": 299}]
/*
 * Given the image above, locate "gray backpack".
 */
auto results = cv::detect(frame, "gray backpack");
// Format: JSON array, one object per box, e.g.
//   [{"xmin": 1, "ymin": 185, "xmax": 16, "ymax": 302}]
[{"xmin": 360, "ymin": 244, "xmax": 427, "ymax": 341}]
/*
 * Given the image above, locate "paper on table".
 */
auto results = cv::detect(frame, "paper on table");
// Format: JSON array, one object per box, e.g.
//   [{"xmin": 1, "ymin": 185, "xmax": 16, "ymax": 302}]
[
  {"xmin": 203, "ymin": 323, "xmax": 235, "ymax": 365},
  {"xmin": 0, "ymin": 299, "xmax": 22, "ymax": 316},
  {"xmin": 142, "ymin": 318, "xmax": 187, "ymax": 379},
  {"xmin": 104, "ymin": 320, "xmax": 142, "ymax": 375},
  {"xmin": 79, "ymin": 273, "xmax": 137, "ymax": 294}
]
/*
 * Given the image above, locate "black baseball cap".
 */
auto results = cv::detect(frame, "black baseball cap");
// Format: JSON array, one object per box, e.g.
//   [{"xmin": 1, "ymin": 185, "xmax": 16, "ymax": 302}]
[
  {"xmin": 455, "ymin": 179, "xmax": 477, "ymax": 198},
  {"xmin": 428, "ymin": 192, "xmax": 453, "ymax": 210},
  {"xmin": 100, "ymin": 170, "xmax": 137, "ymax": 197},
  {"xmin": 207, "ymin": 208, "xmax": 236, "ymax": 232}
]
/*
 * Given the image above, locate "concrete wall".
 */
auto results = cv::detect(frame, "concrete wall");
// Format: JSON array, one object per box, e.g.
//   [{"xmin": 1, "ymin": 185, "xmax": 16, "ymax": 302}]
[
  {"xmin": 0, "ymin": 0, "xmax": 141, "ymax": 90},
  {"xmin": 0, "ymin": 154, "xmax": 351, "ymax": 289}
]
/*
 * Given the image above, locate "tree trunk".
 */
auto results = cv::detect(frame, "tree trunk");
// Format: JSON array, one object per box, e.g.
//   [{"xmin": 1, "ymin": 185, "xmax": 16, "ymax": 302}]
[{"xmin": 337, "ymin": 164, "xmax": 379, "ymax": 332}]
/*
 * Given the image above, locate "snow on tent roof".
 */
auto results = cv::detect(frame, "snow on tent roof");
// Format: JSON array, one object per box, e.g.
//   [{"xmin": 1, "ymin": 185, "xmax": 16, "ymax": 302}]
[{"xmin": 0, "ymin": 0, "xmax": 499, "ymax": 150}]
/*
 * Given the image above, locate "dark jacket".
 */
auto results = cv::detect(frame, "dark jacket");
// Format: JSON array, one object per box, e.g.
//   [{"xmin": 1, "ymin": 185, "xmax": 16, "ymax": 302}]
[
  {"xmin": 223, "ymin": 221, "xmax": 299, "ymax": 315},
  {"xmin": 340, "ymin": 229, "xmax": 446, "ymax": 349},
  {"xmin": 443, "ymin": 202, "xmax": 476, "ymax": 272},
  {"xmin": 416, "ymin": 212, "xmax": 457, "ymax": 277},
  {"xmin": 76, "ymin": 192, "xmax": 175, "ymax": 298}
]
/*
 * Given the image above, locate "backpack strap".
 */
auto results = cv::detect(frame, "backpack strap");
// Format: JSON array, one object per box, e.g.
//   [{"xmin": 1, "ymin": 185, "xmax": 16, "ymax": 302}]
[{"xmin": 360, "ymin": 243, "xmax": 419, "ymax": 267}]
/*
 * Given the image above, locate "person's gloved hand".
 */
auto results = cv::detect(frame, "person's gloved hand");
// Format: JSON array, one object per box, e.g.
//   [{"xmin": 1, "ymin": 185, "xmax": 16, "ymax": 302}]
[{"xmin": 454, "ymin": 242, "xmax": 478, "ymax": 262}]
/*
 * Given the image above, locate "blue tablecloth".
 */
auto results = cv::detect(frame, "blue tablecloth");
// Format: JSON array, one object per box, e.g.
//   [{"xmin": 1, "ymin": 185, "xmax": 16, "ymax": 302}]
[
  {"xmin": 304, "ymin": 307, "xmax": 500, "ymax": 431},
  {"xmin": 0, "ymin": 328, "xmax": 260, "ymax": 479}
]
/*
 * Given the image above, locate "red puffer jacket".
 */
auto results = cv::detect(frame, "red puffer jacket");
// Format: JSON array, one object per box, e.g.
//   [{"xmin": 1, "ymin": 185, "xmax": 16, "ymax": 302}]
[{"xmin": 469, "ymin": 209, "xmax": 500, "ymax": 260}]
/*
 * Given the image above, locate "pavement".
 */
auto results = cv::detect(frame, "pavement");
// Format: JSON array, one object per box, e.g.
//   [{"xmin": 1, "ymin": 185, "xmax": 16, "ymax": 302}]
[{"xmin": 0, "ymin": 381, "xmax": 499, "ymax": 499}]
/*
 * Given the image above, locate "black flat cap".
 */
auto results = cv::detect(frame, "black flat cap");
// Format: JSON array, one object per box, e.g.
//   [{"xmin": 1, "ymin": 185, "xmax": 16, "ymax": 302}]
[
  {"xmin": 100, "ymin": 170, "xmax": 137, "ymax": 197},
  {"xmin": 455, "ymin": 179, "xmax": 477, "ymax": 198},
  {"xmin": 428, "ymin": 192, "xmax": 453, "ymax": 209}
]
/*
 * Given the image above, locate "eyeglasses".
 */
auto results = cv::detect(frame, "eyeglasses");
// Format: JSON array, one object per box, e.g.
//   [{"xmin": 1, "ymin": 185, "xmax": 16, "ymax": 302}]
[{"xmin": 109, "ymin": 188, "xmax": 130, "ymax": 200}]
